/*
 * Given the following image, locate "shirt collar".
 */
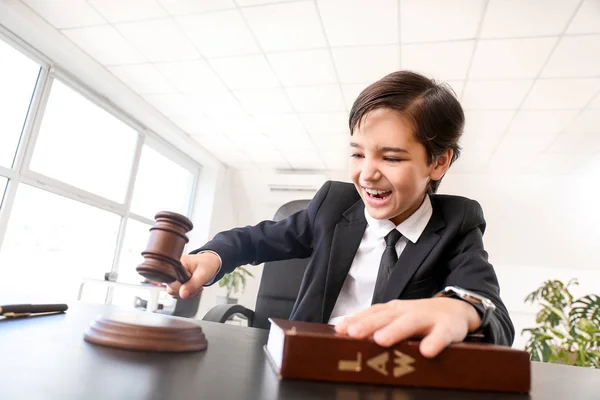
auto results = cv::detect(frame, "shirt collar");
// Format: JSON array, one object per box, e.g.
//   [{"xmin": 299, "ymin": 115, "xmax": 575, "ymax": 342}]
[{"xmin": 363, "ymin": 195, "xmax": 433, "ymax": 244}]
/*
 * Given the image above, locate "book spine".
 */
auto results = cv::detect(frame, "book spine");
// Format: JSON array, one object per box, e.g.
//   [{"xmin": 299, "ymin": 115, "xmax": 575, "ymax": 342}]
[{"xmin": 280, "ymin": 335, "xmax": 530, "ymax": 393}]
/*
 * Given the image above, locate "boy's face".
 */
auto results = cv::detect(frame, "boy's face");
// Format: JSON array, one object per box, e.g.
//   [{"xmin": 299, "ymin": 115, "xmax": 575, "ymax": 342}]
[{"xmin": 349, "ymin": 108, "xmax": 451, "ymax": 225}]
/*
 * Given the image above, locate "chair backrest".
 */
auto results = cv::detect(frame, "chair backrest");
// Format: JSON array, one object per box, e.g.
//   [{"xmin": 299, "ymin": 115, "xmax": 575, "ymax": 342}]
[{"xmin": 252, "ymin": 199, "xmax": 312, "ymax": 329}]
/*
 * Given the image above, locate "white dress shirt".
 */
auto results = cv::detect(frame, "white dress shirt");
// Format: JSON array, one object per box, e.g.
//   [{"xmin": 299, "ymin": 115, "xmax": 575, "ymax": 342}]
[{"xmin": 328, "ymin": 195, "xmax": 433, "ymax": 325}]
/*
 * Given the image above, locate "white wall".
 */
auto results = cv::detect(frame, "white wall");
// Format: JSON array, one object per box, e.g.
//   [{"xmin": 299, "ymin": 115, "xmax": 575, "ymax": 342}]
[{"xmin": 440, "ymin": 161, "xmax": 600, "ymax": 349}]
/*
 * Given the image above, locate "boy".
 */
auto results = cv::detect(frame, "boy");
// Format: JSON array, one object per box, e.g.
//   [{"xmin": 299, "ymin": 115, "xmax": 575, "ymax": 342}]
[{"xmin": 167, "ymin": 71, "xmax": 514, "ymax": 358}]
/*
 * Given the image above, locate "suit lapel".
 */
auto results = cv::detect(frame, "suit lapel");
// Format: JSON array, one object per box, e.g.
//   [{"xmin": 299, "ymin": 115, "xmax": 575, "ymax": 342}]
[
  {"xmin": 321, "ymin": 200, "xmax": 367, "ymax": 322},
  {"xmin": 382, "ymin": 210, "xmax": 446, "ymax": 302}
]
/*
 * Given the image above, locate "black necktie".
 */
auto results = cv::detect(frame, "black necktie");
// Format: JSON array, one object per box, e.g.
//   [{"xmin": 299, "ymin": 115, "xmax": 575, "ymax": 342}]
[{"xmin": 371, "ymin": 229, "xmax": 402, "ymax": 304}]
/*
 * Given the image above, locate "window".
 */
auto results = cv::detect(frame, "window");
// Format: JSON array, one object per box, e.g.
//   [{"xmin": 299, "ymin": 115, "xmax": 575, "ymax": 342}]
[
  {"xmin": 130, "ymin": 145, "xmax": 196, "ymax": 219},
  {"xmin": 0, "ymin": 177, "xmax": 7, "ymax": 206},
  {"xmin": 0, "ymin": 40, "xmax": 40, "ymax": 167},
  {"xmin": 0, "ymin": 36, "xmax": 201, "ymax": 309},
  {"xmin": 30, "ymin": 80, "xmax": 138, "ymax": 202},
  {"xmin": 117, "ymin": 218, "xmax": 152, "ymax": 285},
  {"xmin": 0, "ymin": 184, "xmax": 120, "ymax": 303}
]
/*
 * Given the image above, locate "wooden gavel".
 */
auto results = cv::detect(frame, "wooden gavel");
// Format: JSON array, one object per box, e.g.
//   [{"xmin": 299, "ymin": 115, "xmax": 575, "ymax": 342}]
[{"xmin": 136, "ymin": 211, "xmax": 194, "ymax": 284}]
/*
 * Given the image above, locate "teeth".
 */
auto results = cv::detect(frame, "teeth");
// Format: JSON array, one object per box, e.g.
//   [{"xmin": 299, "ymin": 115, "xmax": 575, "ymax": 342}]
[{"xmin": 364, "ymin": 188, "xmax": 389, "ymax": 195}]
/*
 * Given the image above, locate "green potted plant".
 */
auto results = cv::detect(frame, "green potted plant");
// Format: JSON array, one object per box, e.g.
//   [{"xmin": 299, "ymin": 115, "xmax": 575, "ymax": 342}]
[
  {"xmin": 216, "ymin": 266, "xmax": 254, "ymax": 305},
  {"xmin": 522, "ymin": 278, "xmax": 600, "ymax": 367}
]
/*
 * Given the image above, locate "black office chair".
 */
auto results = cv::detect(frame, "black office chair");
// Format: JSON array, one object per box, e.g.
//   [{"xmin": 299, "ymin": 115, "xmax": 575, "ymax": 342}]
[{"xmin": 202, "ymin": 199, "xmax": 312, "ymax": 329}]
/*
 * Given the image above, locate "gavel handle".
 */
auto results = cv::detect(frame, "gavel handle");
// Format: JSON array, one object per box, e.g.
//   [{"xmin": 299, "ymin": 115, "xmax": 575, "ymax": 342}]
[{"xmin": 175, "ymin": 262, "xmax": 192, "ymax": 283}]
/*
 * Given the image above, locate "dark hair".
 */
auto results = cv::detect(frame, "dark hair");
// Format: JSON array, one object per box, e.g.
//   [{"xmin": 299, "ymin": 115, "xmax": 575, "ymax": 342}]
[{"xmin": 349, "ymin": 70, "xmax": 464, "ymax": 194}]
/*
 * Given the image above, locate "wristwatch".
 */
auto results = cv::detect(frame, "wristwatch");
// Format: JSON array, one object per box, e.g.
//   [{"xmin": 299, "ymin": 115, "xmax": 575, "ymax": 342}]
[{"xmin": 434, "ymin": 286, "xmax": 496, "ymax": 333}]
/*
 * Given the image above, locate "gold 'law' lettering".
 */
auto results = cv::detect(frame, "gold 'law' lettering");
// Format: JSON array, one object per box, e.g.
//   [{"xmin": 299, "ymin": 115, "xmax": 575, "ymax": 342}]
[
  {"xmin": 366, "ymin": 352, "xmax": 389, "ymax": 376},
  {"xmin": 337, "ymin": 350, "xmax": 415, "ymax": 377},
  {"xmin": 338, "ymin": 352, "xmax": 362, "ymax": 372},
  {"xmin": 393, "ymin": 350, "xmax": 416, "ymax": 378}
]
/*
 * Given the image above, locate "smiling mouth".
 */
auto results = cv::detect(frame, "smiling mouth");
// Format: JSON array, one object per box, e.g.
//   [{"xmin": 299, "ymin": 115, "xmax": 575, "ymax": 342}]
[{"xmin": 363, "ymin": 187, "xmax": 392, "ymax": 200}]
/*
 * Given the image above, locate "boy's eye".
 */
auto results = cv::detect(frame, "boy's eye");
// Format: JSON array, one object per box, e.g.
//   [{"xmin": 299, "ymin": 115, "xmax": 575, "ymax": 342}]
[{"xmin": 350, "ymin": 153, "xmax": 363, "ymax": 159}]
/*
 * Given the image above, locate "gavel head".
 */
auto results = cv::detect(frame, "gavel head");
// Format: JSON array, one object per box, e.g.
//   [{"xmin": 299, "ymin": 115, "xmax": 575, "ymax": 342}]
[{"xmin": 136, "ymin": 211, "xmax": 193, "ymax": 284}]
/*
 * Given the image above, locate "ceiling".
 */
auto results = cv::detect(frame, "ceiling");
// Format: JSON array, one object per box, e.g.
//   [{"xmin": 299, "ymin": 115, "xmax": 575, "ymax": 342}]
[{"xmin": 17, "ymin": 0, "xmax": 600, "ymax": 175}]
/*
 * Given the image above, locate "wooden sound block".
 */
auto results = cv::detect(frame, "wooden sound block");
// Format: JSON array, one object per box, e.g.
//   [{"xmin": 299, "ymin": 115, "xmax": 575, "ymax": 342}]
[{"xmin": 84, "ymin": 313, "xmax": 207, "ymax": 352}]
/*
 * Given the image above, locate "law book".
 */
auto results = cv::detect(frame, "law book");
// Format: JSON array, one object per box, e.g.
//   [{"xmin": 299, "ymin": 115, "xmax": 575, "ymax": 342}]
[{"xmin": 263, "ymin": 318, "xmax": 531, "ymax": 394}]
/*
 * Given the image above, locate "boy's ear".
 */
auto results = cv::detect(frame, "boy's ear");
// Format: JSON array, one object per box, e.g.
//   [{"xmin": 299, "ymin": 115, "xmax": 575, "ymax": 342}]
[{"xmin": 429, "ymin": 149, "xmax": 453, "ymax": 181}]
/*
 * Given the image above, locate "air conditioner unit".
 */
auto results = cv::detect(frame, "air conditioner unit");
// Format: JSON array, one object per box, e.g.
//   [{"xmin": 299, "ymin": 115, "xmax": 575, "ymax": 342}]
[{"xmin": 267, "ymin": 170, "xmax": 327, "ymax": 193}]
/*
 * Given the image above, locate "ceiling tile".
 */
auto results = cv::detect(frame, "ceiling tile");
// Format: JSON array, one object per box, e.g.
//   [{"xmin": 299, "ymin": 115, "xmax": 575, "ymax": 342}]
[
  {"xmin": 522, "ymin": 78, "xmax": 600, "ymax": 109},
  {"xmin": 402, "ymin": 41, "xmax": 474, "ymax": 80},
  {"xmin": 211, "ymin": 116, "xmax": 263, "ymax": 136},
  {"xmin": 236, "ymin": 0, "xmax": 299, "ymax": 5},
  {"xmin": 285, "ymin": 85, "xmax": 346, "ymax": 113},
  {"xmin": 459, "ymin": 130, "xmax": 502, "ymax": 155},
  {"xmin": 301, "ymin": 112, "xmax": 348, "ymax": 134},
  {"xmin": 238, "ymin": 138, "xmax": 288, "ymax": 166},
  {"xmin": 155, "ymin": 60, "xmax": 226, "ymax": 92},
  {"xmin": 507, "ymin": 110, "xmax": 579, "ymax": 136},
  {"xmin": 401, "ymin": 0, "xmax": 485, "ymax": 43},
  {"xmin": 143, "ymin": 93, "xmax": 191, "ymax": 116},
  {"xmin": 565, "ymin": 109, "xmax": 600, "ymax": 134},
  {"xmin": 566, "ymin": 0, "xmax": 600, "ymax": 35},
  {"xmin": 171, "ymin": 115, "xmax": 220, "ymax": 135},
  {"xmin": 233, "ymin": 88, "xmax": 294, "ymax": 114},
  {"xmin": 469, "ymin": 38, "xmax": 557, "ymax": 79},
  {"xmin": 458, "ymin": 111, "xmax": 514, "ymax": 169},
  {"xmin": 332, "ymin": 45, "xmax": 399, "ymax": 83},
  {"xmin": 210, "ymin": 55, "xmax": 279, "ymax": 89},
  {"xmin": 62, "ymin": 26, "xmax": 146, "ymax": 65},
  {"xmin": 115, "ymin": 18, "xmax": 199, "ymax": 62},
  {"xmin": 87, "ymin": 0, "xmax": 166, "ymax": 23},
  {"xmin": 461, "ymin": 80, "xmax": 532, "ymax": 110},
  {"xmin": 254, "ymin": 113, "xmax": 306, "ymax": 136},
  {"xmin": 24, "ymin": 0, "xmax": 105, "ymax": 28},
  {"xmin": 480, "ymin": 0, "xmax": 579, "ymax": 38},
  {"xmin": 488, "ymin": 134, "xmax": 558, "ymax": 172},
  {"xmin": 449, "ymin": 149, "xmax": 493, "ymax": 173},
  {"xmin": 546, "ymin": 132, "xmax": 600, "ymax": 154},
  {"xmin": 463, "ymin": 110, "xmax": 515, "ymax": 135},
  {"xmin": 157, "ymin": 0, "xmax": 235, "ymax": 15},
  {"xmin": 267, "ymin": 50, "xmax": 337, "ymax": 86},
  {"xmin": 223, "ymin": 132, "xmax": 274, "ymax": 151},
  {"xmin": 270, "ymin": 132, "xmax": 316, "ymax": 151},
  {"xmin": 244, "ymin": 145, "xmax": 289, "ymax": 167},
  {"xmin": 242, "ymin": 1, "xmax": 327, "ymax": 51},
  {"xmin": 191, "ymin": 134, "xmax": 254, "ymax": 167},
  {"xmin": 108, "ymin": 64, "xmax": 174, "ymax": 94},
  {"xmin": 526, "ymin": 153, "xmax": 589, "ymax": 174},
  {"xmin": 282, "ymin": 149, "xmax": 326, "ymax": 169},
  {"xmin": 317, "ymin": 0, "xmax": 398, "ymax": 46},
  {"xmin": 185, "ymin": 92, "xmax": 247, "ymax": 119},
  {"xmin": 211, "ymin": 150, "xmax": 254, "ymax": 169},
  {"xmin": 175, "ymin": 10, "xmax": 259, "ymax": 58},
  {"xmin": 190, "ymin": 132, "xmax": 234, "ymax": 149},
  {"xmin": 541, "ymin": 35, "xmax": 600, "ymax": 78},
  {"xmin": 341, "ymin": 83, "xmax": 369, "ymax": 110},
  {"xmin": 590, "ymin": 93, "xmax": 600, "ymax": 108},
  {"xmin": 310, "ymin": 131, "xmax": 349, "ymax": 148}
]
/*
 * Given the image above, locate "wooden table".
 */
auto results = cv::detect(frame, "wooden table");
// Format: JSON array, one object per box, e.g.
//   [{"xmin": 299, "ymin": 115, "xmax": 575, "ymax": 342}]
[{"xmin": 1, "ymin": 303, "xmax": 599, "ymax": 400}]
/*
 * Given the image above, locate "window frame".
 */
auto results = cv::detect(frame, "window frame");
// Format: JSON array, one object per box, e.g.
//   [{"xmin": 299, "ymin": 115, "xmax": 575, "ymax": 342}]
[{"xmin": 0, "ymin": 28, "xmax": 201, "ymax": 282}]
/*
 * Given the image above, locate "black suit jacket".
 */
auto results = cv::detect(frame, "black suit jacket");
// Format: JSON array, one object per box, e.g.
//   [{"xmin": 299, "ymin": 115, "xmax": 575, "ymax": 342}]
[{"xmin": 194, "ymin": 181, "xmax": 514, "ymax": 346}]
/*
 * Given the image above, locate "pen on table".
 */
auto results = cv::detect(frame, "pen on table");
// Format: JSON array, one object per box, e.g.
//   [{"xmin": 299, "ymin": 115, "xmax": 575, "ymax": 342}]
[{"xmin": 0, "ymin": 304, "xmax": 68, "ymax": 318}]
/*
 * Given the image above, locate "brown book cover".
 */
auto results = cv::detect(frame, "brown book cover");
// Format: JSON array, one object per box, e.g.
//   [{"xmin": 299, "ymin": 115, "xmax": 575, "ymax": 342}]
[{"xmin": 264, "ymin": 318, "xmax": 531, "ymax": 393}]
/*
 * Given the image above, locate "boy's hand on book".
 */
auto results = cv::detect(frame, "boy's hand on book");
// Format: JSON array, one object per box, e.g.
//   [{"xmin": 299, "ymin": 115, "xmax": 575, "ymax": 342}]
[
  {"xmin": 333, "ymin": 297, "xmax": 481, "ymax": 358},
  {"xmin": 166, "ymin": 253, "xmax": 221, "ymax": 299}
]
